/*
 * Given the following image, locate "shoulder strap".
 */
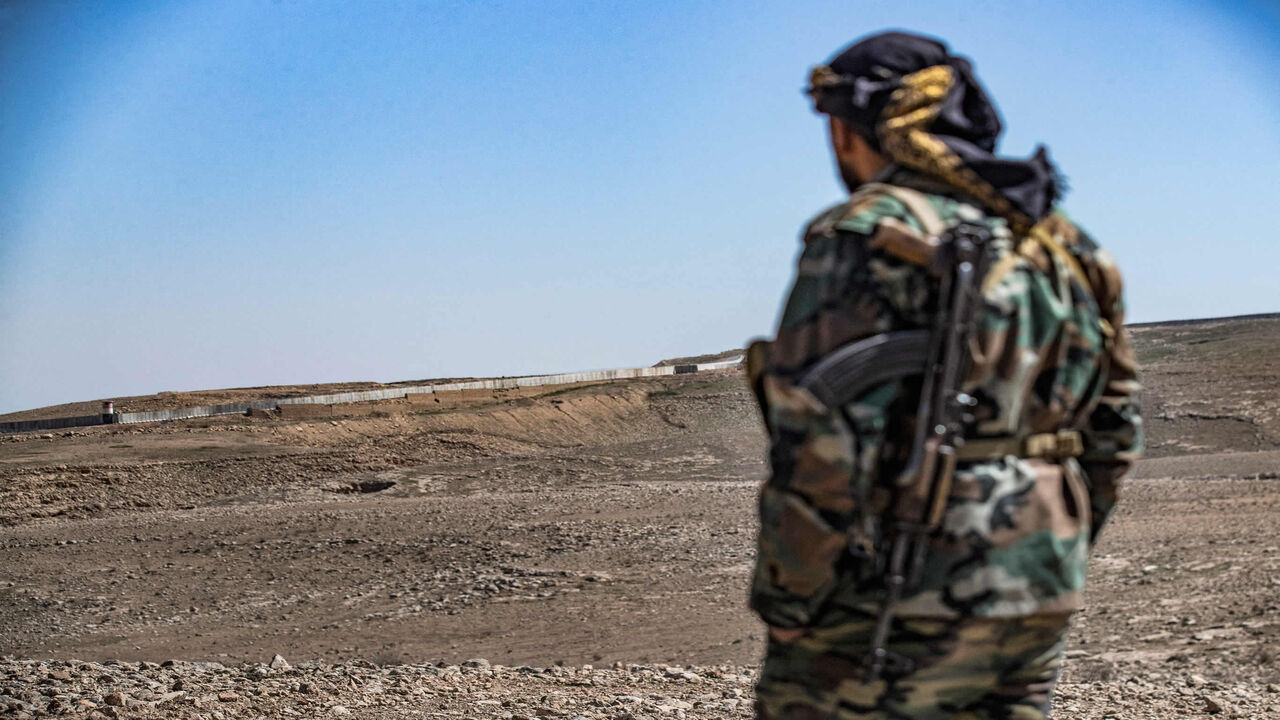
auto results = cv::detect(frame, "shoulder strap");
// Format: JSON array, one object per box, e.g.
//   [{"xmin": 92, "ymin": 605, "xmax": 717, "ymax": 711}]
[
  {"xmin": 1028, "ymin": 225, "xmax": 1094, "ymax": 298},
  {"xmin": 979, "ymin": 222, "xmax": 1100, "ymax": 302},
  {"xmin": 858, "ymin": 182, "xmax": 947, "ymax": 237},
  {"xmin": 1031, "ymin": 225, "xmax": 1115, "ymax": 344},
  {"xmin": 851, "ymin": 184, "xmax": 1102, "ymax": 316}
]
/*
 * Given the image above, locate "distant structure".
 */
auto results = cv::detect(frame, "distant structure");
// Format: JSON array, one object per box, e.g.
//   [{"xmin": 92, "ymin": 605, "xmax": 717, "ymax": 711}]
[{"xmin": 1, "ymin": 357, "xmax": 743, "ymax": 434}]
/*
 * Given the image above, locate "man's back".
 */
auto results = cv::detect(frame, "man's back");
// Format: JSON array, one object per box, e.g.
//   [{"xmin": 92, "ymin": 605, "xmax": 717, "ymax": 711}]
[
  {"xmin": 749, "ymin": 31, "xmax": 1141, "ymax": 720},
  {"xmin": 752, "ymin": 166, "xmax": 1141, "ymax": 624}
]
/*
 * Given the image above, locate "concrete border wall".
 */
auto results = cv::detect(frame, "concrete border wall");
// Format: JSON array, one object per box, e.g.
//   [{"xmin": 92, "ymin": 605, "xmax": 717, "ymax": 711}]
[
  {"xmin": 0, "ymin": 415, "xmax": 110, "ymax": 434},
  {"xmin": 1, "ymin": 356, "xmax": 743, "ymax": 434},
  {"xmin": 116, "ymin": 399, "xmax": 280, "ymax": 425}
]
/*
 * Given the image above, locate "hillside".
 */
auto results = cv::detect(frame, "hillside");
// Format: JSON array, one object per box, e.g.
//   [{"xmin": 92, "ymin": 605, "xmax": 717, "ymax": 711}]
[{"xmin": 1131, "ymin": 314, "xmax": 1280, "ymax": 456}]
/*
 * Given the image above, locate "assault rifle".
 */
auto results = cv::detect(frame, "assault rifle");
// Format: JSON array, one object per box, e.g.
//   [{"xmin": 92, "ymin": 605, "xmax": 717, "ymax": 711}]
[{"xmin": 798, "ymin": 222, "xmax": 992, "ymax": 681}]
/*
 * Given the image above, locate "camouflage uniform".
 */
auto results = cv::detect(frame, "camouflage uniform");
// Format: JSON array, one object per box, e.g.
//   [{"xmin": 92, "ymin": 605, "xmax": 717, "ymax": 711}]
[{"xmin": 749, "ymin": 166, "xmax": 1143, "ymax": 719}]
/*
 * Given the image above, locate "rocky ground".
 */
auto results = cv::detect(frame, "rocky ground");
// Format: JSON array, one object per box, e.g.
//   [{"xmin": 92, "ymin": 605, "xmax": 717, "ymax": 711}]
[
  {"xmin": 2, "ymin": 317, "xmax": 1279, "ymax": 719},
  {"xmin": 2, "ymin": 655, "xmax": 1277, "ymax": 719}
]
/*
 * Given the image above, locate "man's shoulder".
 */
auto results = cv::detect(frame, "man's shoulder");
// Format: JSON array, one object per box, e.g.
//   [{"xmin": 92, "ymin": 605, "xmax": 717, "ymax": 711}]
[
  {"xmin": 802, "ymin": 179, "xmax": 997, "ymax": 250},
  {"xmin": 1040, "ymin": 211, "xmax": 1098, "ymax": 255},
  {"xmin": 800, "ymin": 188, "xmax": 918, "ymax": 244},
  {"xmin": 1039, "ymin": 211, "xmax": 1126, "ymax": 307}
]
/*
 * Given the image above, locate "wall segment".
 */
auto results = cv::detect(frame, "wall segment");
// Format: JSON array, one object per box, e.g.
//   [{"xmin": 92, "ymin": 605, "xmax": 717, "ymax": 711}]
[{"xmin": 1, "ymin": 357, "xmax": 742, "ymax": 434}]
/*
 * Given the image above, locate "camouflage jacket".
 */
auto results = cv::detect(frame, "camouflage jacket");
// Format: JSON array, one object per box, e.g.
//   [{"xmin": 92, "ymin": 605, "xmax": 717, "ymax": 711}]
[{"xmin": 749, "ymin": 166, "xmax": 1143, "ymax": 625}]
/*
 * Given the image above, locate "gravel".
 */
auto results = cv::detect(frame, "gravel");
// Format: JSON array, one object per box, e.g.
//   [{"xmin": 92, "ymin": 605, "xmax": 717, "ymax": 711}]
[{"xmin": 2, "ymin": 656, "xmax": 1278, "ymax": 719}]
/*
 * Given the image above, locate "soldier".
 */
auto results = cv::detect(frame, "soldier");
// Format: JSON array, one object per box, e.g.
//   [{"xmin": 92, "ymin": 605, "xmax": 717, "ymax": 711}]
[{"xmin": 747, "ymin": 31, "xmax": 1143, "ymax": 719}]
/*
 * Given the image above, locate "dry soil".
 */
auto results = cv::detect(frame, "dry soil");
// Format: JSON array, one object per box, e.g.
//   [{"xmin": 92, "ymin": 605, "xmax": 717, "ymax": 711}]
[{"xmin": 1, "ymin": 316, "xmax": 1278, "ymax": 719}]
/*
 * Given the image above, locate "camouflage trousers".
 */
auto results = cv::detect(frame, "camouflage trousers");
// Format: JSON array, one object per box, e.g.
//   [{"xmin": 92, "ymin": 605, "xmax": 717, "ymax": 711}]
[{"xmin": 755, "ymin": 611, "xmax": 1072, "ymax": 719}]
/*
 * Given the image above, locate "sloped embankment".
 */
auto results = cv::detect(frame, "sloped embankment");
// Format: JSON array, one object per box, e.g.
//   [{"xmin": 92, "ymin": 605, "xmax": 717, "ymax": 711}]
[{"xmin": 0, "ymin": 374, "xmax": 757, "ymax": 526}]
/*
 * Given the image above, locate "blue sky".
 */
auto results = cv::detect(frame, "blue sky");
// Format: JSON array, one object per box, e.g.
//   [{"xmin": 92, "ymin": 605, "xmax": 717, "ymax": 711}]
[{"xmin": 2, "ymin": 0, "xmax": 1278, "ymax": 414}]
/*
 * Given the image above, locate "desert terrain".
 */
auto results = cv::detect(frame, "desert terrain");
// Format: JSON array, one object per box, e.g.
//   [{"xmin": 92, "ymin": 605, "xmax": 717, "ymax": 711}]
[{"xmin": 1, "ymin": 315, "xmax": 1278, "ymax": 719}]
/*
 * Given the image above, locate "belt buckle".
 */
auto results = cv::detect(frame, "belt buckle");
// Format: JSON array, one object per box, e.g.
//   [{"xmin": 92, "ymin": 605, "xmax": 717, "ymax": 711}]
[
  {"xmin": 1056, "ymin": 430, "xmax": 1083, "ymax": 458},
  {"xmin": 1022, "ymin": 433, "xmax": 1054, "ymax": 458}
]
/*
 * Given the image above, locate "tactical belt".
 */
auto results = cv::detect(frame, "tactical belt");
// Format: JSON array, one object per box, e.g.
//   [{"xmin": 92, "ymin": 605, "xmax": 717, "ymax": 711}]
[{"xmin": 954, "ymin": 430, "xmax": 1084, "ymax": 461}]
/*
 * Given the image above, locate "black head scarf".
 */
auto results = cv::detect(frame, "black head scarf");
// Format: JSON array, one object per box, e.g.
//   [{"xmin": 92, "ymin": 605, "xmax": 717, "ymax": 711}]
[{"xmin": 808, "ymin": 31, "xmax": 1061, "ymax": 232}]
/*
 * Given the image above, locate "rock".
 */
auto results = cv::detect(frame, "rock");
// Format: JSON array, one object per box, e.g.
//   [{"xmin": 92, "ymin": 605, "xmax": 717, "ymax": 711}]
[
  {"xmin": 270, "ymin": 654, "xmax": 291, "ymax": 670},
  {"xmin": 218, "ymin": 691, "xmax": 241, "ymax": 702},
  {"xmin": 663, "ymin": 666, "xmax": 700, "ymax": 682},
  {"xmin": 1203, "ymin": 695, "xmax": 1225, "ymax": 713},
  {"xmin": 463, "ymin": 658, "xmax": 492, "ymax": 670},
  {"xmin": 103, "ymin": 693, "xmax": 125, "ymax": 707},
  {"xmin": 331, "ymin": 706, "xmax": 351, "ymax": 716}
]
